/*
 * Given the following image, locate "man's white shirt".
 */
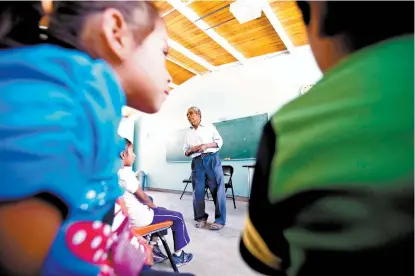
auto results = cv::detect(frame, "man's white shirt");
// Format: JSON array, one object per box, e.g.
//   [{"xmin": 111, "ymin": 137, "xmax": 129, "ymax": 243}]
[
  {"xmin": 118, "ymin": 166, "xmax": 154, "ymax": 227},
  {"xmin": 183, "ymin": 122, "xmax": 224, "ymax": 159}
]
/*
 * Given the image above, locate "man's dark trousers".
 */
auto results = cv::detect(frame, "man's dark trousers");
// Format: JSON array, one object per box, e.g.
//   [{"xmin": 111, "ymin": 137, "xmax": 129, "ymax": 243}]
[{"xmin": 191, "ymin": 152, "xmax": 226, "ymax": 225}]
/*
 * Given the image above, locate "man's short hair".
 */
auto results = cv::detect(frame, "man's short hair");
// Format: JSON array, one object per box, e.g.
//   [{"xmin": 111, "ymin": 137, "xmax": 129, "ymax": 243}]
[
  {"xmin": 296, "ymin": 1, "xmax": 414, "ymax": 51},
  {"xmin": 188, "ymin": 106, "xmax": 202, "ymax": 119}
]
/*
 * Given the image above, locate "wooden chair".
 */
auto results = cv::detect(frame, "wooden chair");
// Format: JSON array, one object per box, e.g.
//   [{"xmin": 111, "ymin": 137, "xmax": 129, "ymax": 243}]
[{"xmin": 116, "ymin": 198, "xmax": 178, "ymax": 272}]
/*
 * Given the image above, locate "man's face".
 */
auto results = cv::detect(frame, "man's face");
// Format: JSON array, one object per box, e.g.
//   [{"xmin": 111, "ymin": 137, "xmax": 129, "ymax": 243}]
[{"xmin": 187, "ymin": 108, "xmax": 201, "ymax": 127}]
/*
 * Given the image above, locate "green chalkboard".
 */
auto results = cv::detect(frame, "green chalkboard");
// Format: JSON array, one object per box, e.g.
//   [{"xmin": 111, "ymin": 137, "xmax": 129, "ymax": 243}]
[
  {"xmin": 166, "ymin": 113, "xmax": 268, "ymax": 162},
  {"xmin": 165, "ymin": 128, "xmax": 190, "ymax": 162}
]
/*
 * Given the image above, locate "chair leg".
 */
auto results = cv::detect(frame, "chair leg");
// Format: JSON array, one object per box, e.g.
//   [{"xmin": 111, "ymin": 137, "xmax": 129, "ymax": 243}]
[
  {"xmin": 180, "ymin": 182, "xmax": 189, "ymax": 200},
  {"xmin": 230, "ymin": 183, "xmax": 236, "ymax": 209},
  {"xmin": 157, "ymin": 233, "xmax": 178, "ymax": 272}
]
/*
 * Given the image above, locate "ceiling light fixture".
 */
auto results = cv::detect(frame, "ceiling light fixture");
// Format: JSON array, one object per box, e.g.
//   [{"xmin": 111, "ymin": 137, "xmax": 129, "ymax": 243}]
[{"xmin": 230, "ymin": 0, "xmax": 263, "ymax": 24}]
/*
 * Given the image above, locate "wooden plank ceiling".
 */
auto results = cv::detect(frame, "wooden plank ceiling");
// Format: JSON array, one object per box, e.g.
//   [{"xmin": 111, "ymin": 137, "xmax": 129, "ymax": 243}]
[{"xmin": 152, "ymin": 0, "xmax": 308, "ymax": 87}]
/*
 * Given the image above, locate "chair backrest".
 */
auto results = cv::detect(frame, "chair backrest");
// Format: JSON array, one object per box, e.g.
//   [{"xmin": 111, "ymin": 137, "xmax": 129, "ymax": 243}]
[
  {"xmin": 113, "ymin": 199, "xmax": 129, "ymax": 234},
  {"xmin": 136, "ymin": 170, "xmax": 146, "ymax": 189},
  {"xmin": 116, "ymin": 198, "xmax": 129, "ymax": 216},
  {"xmin": 222, "ymin": 165, "xmax": 234, "ymax": 177}
]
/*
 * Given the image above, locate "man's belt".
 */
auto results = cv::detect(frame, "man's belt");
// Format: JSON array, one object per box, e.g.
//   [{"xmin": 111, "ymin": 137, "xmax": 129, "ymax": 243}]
[{"xmin": 194, "ymin": 152, "xmax": 212, "ymax": 159}]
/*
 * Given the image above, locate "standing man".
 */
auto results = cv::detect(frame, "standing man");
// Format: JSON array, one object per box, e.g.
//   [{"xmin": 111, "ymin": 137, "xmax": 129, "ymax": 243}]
[{"xmin": 183, "ymin": 107, "xmax": 226, "ymax": 230}]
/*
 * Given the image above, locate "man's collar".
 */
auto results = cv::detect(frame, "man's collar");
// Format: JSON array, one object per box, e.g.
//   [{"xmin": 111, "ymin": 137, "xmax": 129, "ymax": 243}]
[{"xmin": 190, "ymin": 122, "xmax": 204, "ymax": 129}]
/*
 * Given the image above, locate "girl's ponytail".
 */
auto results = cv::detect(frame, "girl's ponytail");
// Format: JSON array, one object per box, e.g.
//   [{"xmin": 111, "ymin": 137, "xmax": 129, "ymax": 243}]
[{"xmin": 0, "ymin": 2, "xmax": 44, "ymax": 48}]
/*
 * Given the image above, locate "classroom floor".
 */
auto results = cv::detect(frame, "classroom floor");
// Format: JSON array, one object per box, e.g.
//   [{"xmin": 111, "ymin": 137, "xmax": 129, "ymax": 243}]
[{"xmin": 147, "ymin": 191, "xmax": 260, "ymax": 276}]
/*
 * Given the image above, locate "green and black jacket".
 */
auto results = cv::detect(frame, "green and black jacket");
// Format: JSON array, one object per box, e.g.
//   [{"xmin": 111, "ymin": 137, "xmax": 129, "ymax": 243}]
[{"xmin": 240, "ymin": 35, "xmax": 414, "ymax": 276}]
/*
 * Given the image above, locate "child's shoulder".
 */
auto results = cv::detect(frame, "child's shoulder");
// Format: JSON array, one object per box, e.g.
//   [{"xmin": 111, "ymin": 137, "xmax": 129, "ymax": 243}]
[
  {"xmin": 0, "ymin": 44, "xmax": 104, "ymax": 68},
  {"xmin": 0, "ymin": 44, "xmax": 125, "ymax": 124},
  {"xmin": 0, "ymin": 45, "xmax": 120, "ymax": 95},
  {"xmin": 118, "ymin": 167, "xmax": 135, "ymax": 180}
]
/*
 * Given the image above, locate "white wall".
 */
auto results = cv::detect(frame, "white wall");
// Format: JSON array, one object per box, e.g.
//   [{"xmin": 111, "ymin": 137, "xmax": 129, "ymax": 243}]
[{"xmin": 137, "ymin": 45, "xmax": 322, "ymax": 197}]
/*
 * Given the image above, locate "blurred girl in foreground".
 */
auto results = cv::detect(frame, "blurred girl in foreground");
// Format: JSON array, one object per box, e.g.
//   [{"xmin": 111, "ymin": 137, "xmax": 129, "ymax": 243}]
[{"xmin": 0, "ymin": 1, "xmax": 191, "ymax": 275}]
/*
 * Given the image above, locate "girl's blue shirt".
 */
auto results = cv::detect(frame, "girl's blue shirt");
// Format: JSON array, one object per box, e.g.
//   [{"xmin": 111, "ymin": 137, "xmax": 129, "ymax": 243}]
[{"xmin": 0, "ymin": 45, "xmax": 126, "ymax": 275}]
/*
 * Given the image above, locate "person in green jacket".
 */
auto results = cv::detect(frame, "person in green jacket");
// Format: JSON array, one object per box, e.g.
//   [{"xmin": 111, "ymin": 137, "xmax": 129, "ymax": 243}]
[{"xmin": 240, "ymin": 1, "xmax": 414, "ymax": 276}]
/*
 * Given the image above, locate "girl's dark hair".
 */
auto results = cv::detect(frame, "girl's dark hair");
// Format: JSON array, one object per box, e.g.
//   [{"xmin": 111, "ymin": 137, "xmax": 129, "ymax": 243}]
[
  {"xmin": 120, "ymin": 138, "xmax": 133, "ymax": 158},
  {"xmin": 296, "ymin": 1, "xmax": 414, "ymax": 51},
  {"xmin": 125, "ymin": 138, "xmax": 133, "ymax": 148},
  {"xmin": 0, "ymin": 1, "xmax": 160, "ymax": 49}
]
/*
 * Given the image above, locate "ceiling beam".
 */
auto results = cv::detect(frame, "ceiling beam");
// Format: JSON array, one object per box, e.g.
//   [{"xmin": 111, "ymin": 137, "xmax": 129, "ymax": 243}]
[
  {"xmin": 161, "ymin": 9, "xmax": 175, "ymax": 18},
  {"xmin": 167, "ymin": 39, "xmax": 216, "ymax": 72},
  {"xmin": 167, "ymin": 56, "xmax": 200, "ymax": 76},
  {"xmin": 213, "ymin": 49, "xmax": 289, "ymax": 71},
  {"xmin": 161, "ymin": 1, "xmax": 218, "ymax": 73},
  {"xmin": 161, "ymin": 0, "xmax": 196, "ymax": 17},
  {"xmin": 260, "ymin": 0, "xmax": 295, "ymax": 53},
  {"xmin": 169, "ymin": 82, "xmax": 178, "ymax": 89},
  {"xmin": 166, "ymin": 0, "xmax": 247, "ymax": 64}
]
